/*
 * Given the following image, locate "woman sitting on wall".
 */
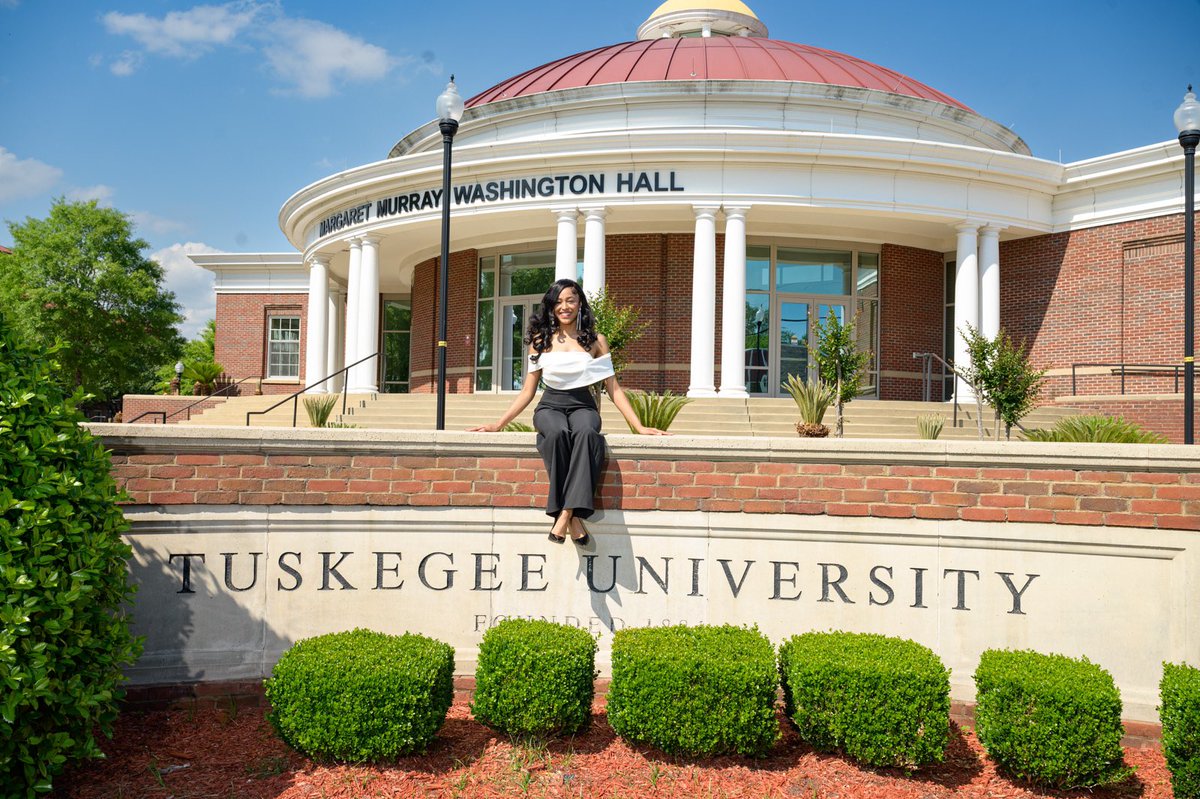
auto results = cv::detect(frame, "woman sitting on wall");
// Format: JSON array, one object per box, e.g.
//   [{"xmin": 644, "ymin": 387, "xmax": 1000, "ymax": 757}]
[{"xmin": 470, "ymin": 279, "xmax": 667, "ymax": 543}]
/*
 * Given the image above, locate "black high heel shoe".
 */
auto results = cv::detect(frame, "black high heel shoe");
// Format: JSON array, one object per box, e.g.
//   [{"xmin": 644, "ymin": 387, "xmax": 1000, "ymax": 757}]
[
  {"xmin": 571, "ymin": 521, "xmax": 590, "ymax": 546},
  {"xmin": 548, "ymin": 531, "xmax": 566, "ymax": 543}
]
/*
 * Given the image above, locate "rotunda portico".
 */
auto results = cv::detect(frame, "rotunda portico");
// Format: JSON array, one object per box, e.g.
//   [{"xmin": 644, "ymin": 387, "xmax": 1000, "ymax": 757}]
[{"xmin": 276, "ymin": 0, "xmax": 1064, "ymax": 402}]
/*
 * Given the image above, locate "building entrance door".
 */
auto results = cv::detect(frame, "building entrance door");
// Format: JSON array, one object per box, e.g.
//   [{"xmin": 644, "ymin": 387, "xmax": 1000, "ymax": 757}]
[
  {"xmin": 380, "ymin": 299, "xmax": 412, "ymax": 393},
  {"xmin": 497, "ymin": 299, "xmax": 539, "ymax": 391},
  {"xmin": 772, "ymin": 297, "xmax": 847, "ymax": 396}
]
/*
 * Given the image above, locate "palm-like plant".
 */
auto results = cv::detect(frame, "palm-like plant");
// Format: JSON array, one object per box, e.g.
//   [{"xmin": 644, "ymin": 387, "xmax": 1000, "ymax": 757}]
[
  {"xmin": 625, "ymin": 390, "xmax": 692, "ymax": 433},
  {"xmin": 916, "ymin": 414, "xmax": 946, "ymax": 440},
  {"xmin": 303, "ymin": 394, "xmax": 340, "ymax": 428},
  {"xmin": 502, "ymin": 421, "xmax": 534, "ymax": 432},
  {"xmin": 182, "ymin": 360, "xmax": 225, "ymax": 394},
  {"xmin": 783, "ymin": 375, "xmax": 834, "ymax": 437},
  {"xmin": 1024, "ymin": 415, "xmax": 1167, "ymax": 444}
]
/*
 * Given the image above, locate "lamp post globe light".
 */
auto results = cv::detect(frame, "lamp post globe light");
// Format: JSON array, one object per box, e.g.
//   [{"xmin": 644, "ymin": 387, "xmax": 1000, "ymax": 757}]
[
  {"xmin": 435, "ymin": 76, "xmax": 466, "ymax": 431},
  {"xmin": 1176, "ymin": 86, "xmax": 1200, "ymax": 444}
]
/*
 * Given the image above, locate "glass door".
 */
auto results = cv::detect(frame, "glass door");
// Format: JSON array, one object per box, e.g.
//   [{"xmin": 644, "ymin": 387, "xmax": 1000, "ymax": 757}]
[
  {"xmin": 498, "ymin": 300, "xmax": 538, "ymax": 391},
  {"xmin": 380, "ymin": 299, "xmax": 411, "ymax": 393},
  {"xmin": 772, "ymin": 297, "xmax": 847, "ymax": 395}
]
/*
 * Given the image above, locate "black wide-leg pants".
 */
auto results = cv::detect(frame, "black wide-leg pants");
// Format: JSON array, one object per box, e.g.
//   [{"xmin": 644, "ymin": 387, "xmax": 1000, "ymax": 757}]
[{"xmin": 533, "ymin": 387, "xmax": 606, "ymax": 519}]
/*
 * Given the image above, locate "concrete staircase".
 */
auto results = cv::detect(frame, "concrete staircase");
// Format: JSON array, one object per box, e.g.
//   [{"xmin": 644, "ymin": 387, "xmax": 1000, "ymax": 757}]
[{"xmin": 182, "ymin": 392, "xmax": 1081, "ymax": 440}]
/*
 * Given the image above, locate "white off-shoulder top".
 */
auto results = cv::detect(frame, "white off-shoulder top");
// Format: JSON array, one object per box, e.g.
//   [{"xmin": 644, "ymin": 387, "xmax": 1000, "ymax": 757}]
[{"xmin": 528, "ymin": 351, "xmax": 615, "ymax": 390}]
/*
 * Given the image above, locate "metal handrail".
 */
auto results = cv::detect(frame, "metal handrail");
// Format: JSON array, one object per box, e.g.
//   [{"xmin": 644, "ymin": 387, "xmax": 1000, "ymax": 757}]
[
  {"xmin": 165, "ymin": 374, "xmax": 260, "ymax": 422},
  {"xmin": 246, "ymin": 352, "xmax": 378, "ymax": 427},
  {"xmin": 1070, "ymin": 363, "xmax": 1182, "ymax": 395},
  {"xmin": 912, "ymin": 352, "xmax": 960, "ymax": 428},
  {"xmin": 126, "ymin": 410, "xmax": 167, "ymax": 424}
]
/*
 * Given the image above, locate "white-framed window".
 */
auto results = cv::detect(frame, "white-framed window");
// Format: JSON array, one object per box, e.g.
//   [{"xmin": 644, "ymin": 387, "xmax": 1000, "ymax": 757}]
[{"xmin": 267, "ymin": 315, "xmax": 301, "ymax": 378}]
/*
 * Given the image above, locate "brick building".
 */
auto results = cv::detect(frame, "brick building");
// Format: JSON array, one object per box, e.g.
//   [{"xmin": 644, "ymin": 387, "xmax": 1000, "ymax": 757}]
[{"xmin": 192, "ymin": 0, "xmax": 1197, "ymax": 433}]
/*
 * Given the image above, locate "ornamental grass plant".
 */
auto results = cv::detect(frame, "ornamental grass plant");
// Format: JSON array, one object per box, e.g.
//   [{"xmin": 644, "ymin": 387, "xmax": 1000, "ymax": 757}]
[
  {"xmin": 265, "ymin": 629, "xmax": 454, "ymax": 762},
  {"xmin": 302, "ymin": 393, "xmax": 340, "ymax": 427},
  {"xmin": 973, "ymin": 649, "xmax": 1130, "ymax": 789},
  {"xmin": 783, "ymin": 375, "xmax": 834, "ymax": 438},
  {"xmin": 778, "ymin": 631, "xmax": 950, "ymax": 768},
  {"xmin": 471, "ymin": 619, "xmax": 597, "ymax": 738},
  {"xmin": 606, "ymin": 625, "xmax": 779, "ymax": 757},
  {"xmin": 625, "ymin": 390, "xmax": 692, "ymax": 433},
  {"xmin": 1024, "ymin": 414, "xmax": 1168, "ymax": 444}
]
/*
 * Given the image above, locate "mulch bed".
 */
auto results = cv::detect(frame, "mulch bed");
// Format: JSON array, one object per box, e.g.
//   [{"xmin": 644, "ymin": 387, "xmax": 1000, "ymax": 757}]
[{"xmin": 54, "ymin": 696, "xmax": 1172, "ymax": 799}]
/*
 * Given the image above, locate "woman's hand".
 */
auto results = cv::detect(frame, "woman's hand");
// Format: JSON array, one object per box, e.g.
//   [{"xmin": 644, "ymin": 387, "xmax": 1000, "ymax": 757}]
[
  {"xmin": 636, "ymin": 426, "xmax": 671, "ymax": 436},
  {"xmin": 468, "ymin": 422, "xmax": 502, "ymax": 432}
]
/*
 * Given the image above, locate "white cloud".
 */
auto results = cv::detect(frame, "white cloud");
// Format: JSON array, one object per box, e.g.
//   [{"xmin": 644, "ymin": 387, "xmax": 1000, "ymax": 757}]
[
  {"xmin": 0, "ymin": 0, "xmax": 19, "ymax": 9},
  {"xmin": 102, "ymin": 3, "xmax": 263, "ymax": 58},
  {"xmin": 263, "ymin": 18, "xmax": 391, "ymax": 98},
  {"xmin": 131, "ymin": 210, "xmax": 189, "ymax": 237},
  {"xmin": 66, "ymin": 184, "xmax": 115, "ymax": 206},
  {"xmin": 110, "ymin": 50, "xmax": 144, "ymax": 76},
  {"xmin": 102, "ymin": 2, "xmax": 404, "ymax": 98},
  {"xmin": 0, "ymin": 147, "xmax": 63, "ymax": 204},
  {"xmin": 151, "ymin": 242, "xmax": 222, "ymax": 339}
]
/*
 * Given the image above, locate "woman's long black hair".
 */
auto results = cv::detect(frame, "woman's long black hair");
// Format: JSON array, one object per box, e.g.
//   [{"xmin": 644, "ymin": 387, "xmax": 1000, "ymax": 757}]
[{"xmin": 526, "ymin": 278, "xmax": 597, "ymax": 363}]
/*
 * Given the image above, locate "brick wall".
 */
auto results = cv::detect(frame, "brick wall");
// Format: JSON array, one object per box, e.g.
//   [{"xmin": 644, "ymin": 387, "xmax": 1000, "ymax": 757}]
[
  {"xmin": 108, "ymin": 437, "xmax": 1199, "ymax": 532},
  {"xmin": 120, "ymin": 395, "xmax": 228, "ymax": 424},
  {"xmin": 411, "ymin": 250, "xmax": 479, "ymax": 393},
  {"xmin": 215, "ymin": 293, "xmax": 308, "ymax": 395},
  {"xmin": 1001, "ymin": 215, "xmax": 1198, "ymax": 400},
  {"xmin": 880, "ymin": 243, "xmax": 944, "ymax": 401}
]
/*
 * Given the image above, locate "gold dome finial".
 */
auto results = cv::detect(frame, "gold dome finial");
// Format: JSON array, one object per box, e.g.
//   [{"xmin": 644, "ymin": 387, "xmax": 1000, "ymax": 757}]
[{"xmin": 637, "ymin": 1, "xmax": 768, "ymax": 40}]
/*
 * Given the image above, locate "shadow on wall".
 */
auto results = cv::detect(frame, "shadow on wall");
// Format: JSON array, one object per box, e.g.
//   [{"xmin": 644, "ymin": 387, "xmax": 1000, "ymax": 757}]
[{"xmin": 126, "ymin": 527, "xmax": 292, "ymax": 689}]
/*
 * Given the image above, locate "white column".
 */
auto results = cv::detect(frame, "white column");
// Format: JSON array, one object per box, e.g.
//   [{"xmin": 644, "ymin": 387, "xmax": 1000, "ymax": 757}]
[
  {"xmin": 581, "ymin": 207, "xmax": 607, "ymax": 296},
  {"xmin": 326, "ymin": 289, "xmax": 343, "ymax": 393},
  {"xmin": 350, "ymin": 236, "xmax": 380, "ymax": 393},
  {"xmin": 554, "ymin": 209, "xmax": 579, "ymax": 283},
  {"xmin": 304, "ymin": 255, "xmax": 330, "ymax": 393},
  {"xmin": 979, "ymin": 225, "xmax": 1003, "ymax": 341},
  {"xmin": 718, "ymin": 207, "xmax": 749, "ymax": 398},
  {"xmin": 688, "ymin": 206, "xmax": 720, "ymax": 397},
  {"xmin": 953, "ymin": 223, "xmax": 981, "ymax": 402},
  {"xmin": 343, "ymin": 237, "xmax": 362, "ymax": 373}
]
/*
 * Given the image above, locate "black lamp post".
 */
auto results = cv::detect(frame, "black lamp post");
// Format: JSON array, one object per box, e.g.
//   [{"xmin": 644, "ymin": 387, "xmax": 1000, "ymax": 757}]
[
  {"xmin": 435, "ymin": 76, "xmax": 465, "ymax": 430},
  {"xmin": 1175, "ymin": 86, "xmax": 1200, "ymax": 444}
]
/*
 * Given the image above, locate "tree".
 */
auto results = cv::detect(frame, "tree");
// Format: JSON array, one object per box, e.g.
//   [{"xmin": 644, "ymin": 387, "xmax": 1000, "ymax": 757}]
[
  {"xmin": 962, "ymin": 324, "xmax": 1046, "ymax": 440},
  {"xmin": 588, "ymin": 287, "xmax": 649, "ymax": 378},
  {"xmin": 0, "ymin": 309, "xmax": 142, "ymax": 795},
  {"xmin": 0, "ymin": 199, "xmax": 184, "ymax": 400},
  {"xmin": 154, "ymin": 320, "xmax": 217, "ymax": 394},
  {"xmin": 814, "ymin": 311, "xmax": 871, "ymax": 437}
]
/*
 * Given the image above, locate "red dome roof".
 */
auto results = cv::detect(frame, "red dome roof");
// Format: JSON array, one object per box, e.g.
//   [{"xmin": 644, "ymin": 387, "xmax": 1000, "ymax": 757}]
[{"xmin": 467, "ymin": 37, "xmax": 968, "ymax": 111}]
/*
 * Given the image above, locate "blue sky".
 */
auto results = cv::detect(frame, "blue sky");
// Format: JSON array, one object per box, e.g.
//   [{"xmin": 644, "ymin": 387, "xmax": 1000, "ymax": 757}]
[{"xmin": 1, "ymin": 0, "xmax": 1197, "ymax": 337}]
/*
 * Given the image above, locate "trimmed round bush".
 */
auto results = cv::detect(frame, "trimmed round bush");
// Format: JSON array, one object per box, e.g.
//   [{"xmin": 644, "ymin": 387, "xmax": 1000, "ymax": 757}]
[
  {"xmin": 1161, "ymin": 661, "xmax": 1200, "ymax": 799},
  {"xmin": 265, "ymin": 628, "xmax": 454, "ymax": 761},
  {"xmin": 471, "ymin": 619, "xmax": 597, "ymax": 738},
  {"xmin": 606, "ymin": 624, "xmax": 779, "ymax": 757},
  {"xmin": 974, "ymin": 649, "xmax": 1130, "ymax": 788},
  {"xmin": 779, "ymin": 631, "xmax": 950, "ymax": 768},
  {"xmin": 0, "ymin": 312, "xmax": 142, "ymax": 797}
]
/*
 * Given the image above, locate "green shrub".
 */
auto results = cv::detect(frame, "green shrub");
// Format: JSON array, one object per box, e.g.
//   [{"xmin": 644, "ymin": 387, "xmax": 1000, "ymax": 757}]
[
  {"xmin": 1162, "ymin": 662, "xmax": 1200, "ymax": 798},
  {"xmin": 625, "ymin": 390, "xmax": 692, "ymax": 433},
  {"xmin": 265, "ymin": 628, "xmax": 454, "ymax": 761},
  {"xmin": 607, "ymin": 625, "xmax": 778, "ymax": 757},
  {"xmin": 501, "ymin": 421, "xmax": 534, "ymax": 432},
  {"xmin": 0, "ymin": 311, "xmax": 143, "ymax": 797},
  {"xmin": 973, "ymin": 649, "xmax": 1130, "ymax": 788},
  {"xmin": 778, "ymin": 632, "xmax": 949, "ymax": 768},
  {"xmin": 471, "ymin": 619, "xmax": 597, "ymax": 738},
  {"xmin": 1024, "ymin": 414, "xmax": 1167, "ymax": 444},
  {"xmin": 181, "ymin": 360, "xmax": 225, "ymax": 393}
]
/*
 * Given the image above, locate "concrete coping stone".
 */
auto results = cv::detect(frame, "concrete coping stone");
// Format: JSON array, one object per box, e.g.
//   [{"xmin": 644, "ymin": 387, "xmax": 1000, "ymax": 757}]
[{"xmin": 88, "ymin": 423, "xmax": 1200, "ymax": 473}]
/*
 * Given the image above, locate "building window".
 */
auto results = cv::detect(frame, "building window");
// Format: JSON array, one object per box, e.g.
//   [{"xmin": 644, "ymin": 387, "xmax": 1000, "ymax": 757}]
[
  {"xmin": 267, "ymin": 316, "xmax": 301, "ymax": 378},
  {"xmin": 476, "ymin": 248, "xmax": 568, "ymax": 391}
]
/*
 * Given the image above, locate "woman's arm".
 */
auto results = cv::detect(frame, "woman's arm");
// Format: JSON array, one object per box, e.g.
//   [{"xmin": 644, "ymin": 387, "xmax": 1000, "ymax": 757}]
[
  {"xmin": 468, "ymin": 350, "xmax": 539, "ymax": 432},
  {"xmin": 595, "ymin": 334, "xmax": 669, "ymax": 436}
]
